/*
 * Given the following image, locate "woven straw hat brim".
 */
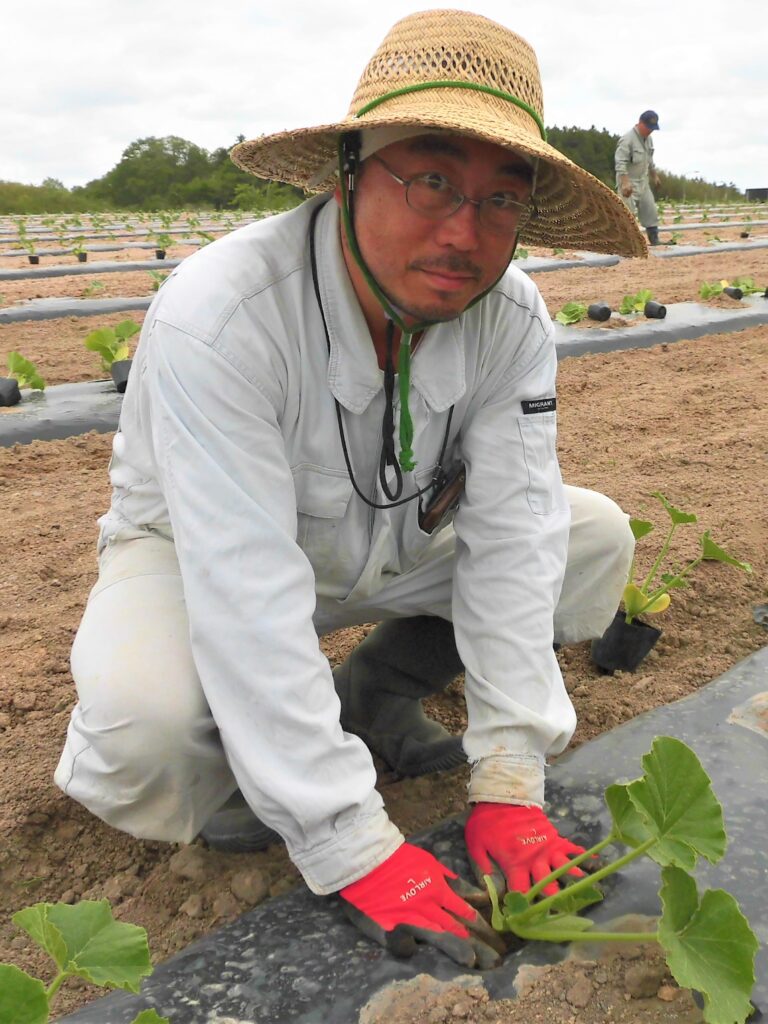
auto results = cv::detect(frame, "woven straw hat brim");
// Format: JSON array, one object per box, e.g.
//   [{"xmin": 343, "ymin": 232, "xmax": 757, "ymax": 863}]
[
  {"xmin": 231, "ymin": 8, "xmax": 647, "ymax": 258},
  {"xmin": 232, "ymin": 108, "xmax": 646, "ymax": 258},
  {"xmin": 234, "ymin": 116, "xmax": 651, "ymax": 258}
]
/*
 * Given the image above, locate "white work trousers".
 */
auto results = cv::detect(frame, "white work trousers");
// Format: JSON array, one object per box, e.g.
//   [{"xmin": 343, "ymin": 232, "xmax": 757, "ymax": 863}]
[{"xmin": 55, "ymin": 485, "xmax": 632, "ymax": 845}]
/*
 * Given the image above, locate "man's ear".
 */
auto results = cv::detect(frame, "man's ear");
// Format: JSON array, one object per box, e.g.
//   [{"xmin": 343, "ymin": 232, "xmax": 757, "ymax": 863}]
[{"xmin": 333, "ymin": 184, "xmax": 342, "ymax": 207}]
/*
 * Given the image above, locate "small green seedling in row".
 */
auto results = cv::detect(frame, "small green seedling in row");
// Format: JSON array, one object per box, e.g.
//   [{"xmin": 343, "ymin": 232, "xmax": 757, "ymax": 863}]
[
  {"xmin": 83, "ymin": 319, "xmax": 141, "ymax": 372},
  {"xmin": 699, "ymin": 279, "xmax": 727, "ymax": 299},
  {"xmin": 7, "ymin": 352, "xmax": 45, "ymax": 390},
  {"xmin": 81, "ymin": 279, "xmax": 106, "ymax": 298},
  {"xmin": 619, "ymin": 289, "xmax": 653, "ymax": 314},
  {"xmin": 699, "ymin": 277, "xmax": 763, "ymax": 300},
  {"xmin": 552, "ymin": 247, "xmax": 565, "ymax": 256},
  {"xmin": 554, "ymin": 301, "xmax": 587, "ymax": 325},
  {"xmin": 153, "ymin": 232, "xmax": 174, "ymax": 253},
  {"xmin": 668, "ymin": 231, "xmax": 683, "ymax": 245},
  {"xmin": 729, "ymin": 276, "xmax": 764, "ymax": 295},
  {"xmin": 486, "ymin": 736, "xmax": 758, "ymax": 1024},
  {"xmin": 147, "ymin": 270, "xmax": 170, "ymax": 291},
  {"xmin": 623, "ymin": 491, "xmax": 751, "ymax": 625},
  {"xmin": 512, "ymin": 246, "xmax": 529, "ymax": 260},
  {"xmin": 0, "ymin": 898, "xmax": 168, "ymax": 1024}
]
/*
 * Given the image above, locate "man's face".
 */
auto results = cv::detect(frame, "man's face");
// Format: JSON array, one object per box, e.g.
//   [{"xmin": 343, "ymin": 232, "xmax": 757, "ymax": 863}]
[{"xmin": 338, "ymin": 133, "xmax": 532, "ymax": 328}]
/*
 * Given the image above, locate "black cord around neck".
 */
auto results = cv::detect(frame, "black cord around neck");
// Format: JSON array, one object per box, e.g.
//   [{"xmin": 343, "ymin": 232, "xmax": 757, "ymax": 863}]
[{"xmin": 308, "ymin": 201, "xmax": 453, "ymax": 512}]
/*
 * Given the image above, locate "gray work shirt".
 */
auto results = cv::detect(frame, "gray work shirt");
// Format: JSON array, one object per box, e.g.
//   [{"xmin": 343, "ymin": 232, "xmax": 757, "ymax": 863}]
[{"xmin": 615, "ymin": 126, "xmax": 656, "ymax": 185}]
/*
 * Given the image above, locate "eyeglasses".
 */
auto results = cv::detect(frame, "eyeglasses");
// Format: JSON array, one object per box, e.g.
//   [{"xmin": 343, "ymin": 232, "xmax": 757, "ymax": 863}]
[{"xmin": 372, "ymin": 155, "xmax": 533, "ymax": 235}]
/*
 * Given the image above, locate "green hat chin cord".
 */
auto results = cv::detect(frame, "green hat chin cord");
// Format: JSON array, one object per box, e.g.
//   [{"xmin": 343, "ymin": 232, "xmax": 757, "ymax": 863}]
[{"xmin": 338, "ymin": 134, "xmax": 423, "ymax": 472}]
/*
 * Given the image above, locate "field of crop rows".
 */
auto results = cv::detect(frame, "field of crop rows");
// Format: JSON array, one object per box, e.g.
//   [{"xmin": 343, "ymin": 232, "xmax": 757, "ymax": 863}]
[{"xmin": 1, "ymin": 201, "xmax": 766, "ymax": 1021}]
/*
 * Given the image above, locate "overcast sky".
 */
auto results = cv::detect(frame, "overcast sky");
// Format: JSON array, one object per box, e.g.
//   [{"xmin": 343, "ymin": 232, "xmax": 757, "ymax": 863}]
[{"xmin": 3, "ymin": 0, "xmax": 765, "ymax": 194}]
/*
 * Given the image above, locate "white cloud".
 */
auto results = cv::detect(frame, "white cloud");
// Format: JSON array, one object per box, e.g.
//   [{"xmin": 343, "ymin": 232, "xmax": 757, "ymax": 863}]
[{"xmin": 2, "ymin": 0, "xmax": 765, "ymax": 191}]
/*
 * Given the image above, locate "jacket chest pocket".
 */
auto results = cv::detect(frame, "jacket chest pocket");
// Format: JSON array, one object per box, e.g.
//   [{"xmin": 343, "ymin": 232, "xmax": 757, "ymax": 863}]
[{"xmin": 292, "ymin": 466, "xmax": 356, "ymax": 582}]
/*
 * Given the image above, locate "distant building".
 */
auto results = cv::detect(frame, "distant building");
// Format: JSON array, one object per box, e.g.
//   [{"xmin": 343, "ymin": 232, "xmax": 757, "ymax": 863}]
[{"xmin": 746, "ymin": 188, "xmax": 768, "ymax": 201}]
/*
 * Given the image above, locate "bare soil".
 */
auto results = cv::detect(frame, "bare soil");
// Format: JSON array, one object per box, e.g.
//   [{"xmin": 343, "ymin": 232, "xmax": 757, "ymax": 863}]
[{"xmin": 0, "ymin": 236, "xmax": 766, "ymax": 1021}]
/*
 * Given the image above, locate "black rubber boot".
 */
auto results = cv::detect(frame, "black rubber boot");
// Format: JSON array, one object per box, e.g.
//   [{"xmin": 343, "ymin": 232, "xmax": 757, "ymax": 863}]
[
  {"xmin": 333, "ymin": 615, "xmax": 467, "ymax": 777},
  {"xmin": 199, "ymin": 791, "xmax": 282, "ymax": 853},
  {"xmin": 646, "ymin": 225, "xmax": 661, "ymax": 246}
]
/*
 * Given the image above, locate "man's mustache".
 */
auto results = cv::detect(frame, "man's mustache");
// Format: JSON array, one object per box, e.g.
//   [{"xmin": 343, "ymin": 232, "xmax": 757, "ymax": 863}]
[{"xmin": 409, "ymin": 256, "xmax": 482, "ymax": 278}]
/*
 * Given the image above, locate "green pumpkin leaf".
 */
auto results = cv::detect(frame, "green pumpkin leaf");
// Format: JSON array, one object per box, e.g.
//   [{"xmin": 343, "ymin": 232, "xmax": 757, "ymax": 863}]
[
  {"xmin": 658, "ymin": 866, "xmax": 757, "ymax": 1024},
  {"xmin": 626, "ymin": 737, "xmax": 727, "ymax": 870},
  {"xmin": 629, "ymin": 518, "xmax": 654, "ymax": 541},
  {"xmin": 502, "ymin": 890, "xmax": 529, "ymax": 915},
  {"xmin": 131, "ymin": 1011, "xmax": 171, "ymax": 1024},
  {"xmin": 652, "ymin": 491, "xmax": 698, "ymax": 525},
  {"xmin": 605, "ymin": 783, "xmax": 652, "ymax": 847},
  {"xmin": 700, "ymin": 532, "xmax": 752, "ymax": 573},
  {"xmin": 622, "ymin": 583, "xmax": 668, "ymax": 616},
  {"xmin": 114, "ymin": 319, "xmax": 141, "ymax": 341},
  {"xmin": 554, "ymin": 302, "xmax": 587, "ymax": 325},
  {"xmin": 12, "ymin": 904, "xmax": 68, "ymax": 968},
  {"xmin": 15, "ymin": 900, "xmax": 151, "ymax": 993},
  {"xmin": 7, "ymin": 351, "xmax": 45, "ymax": 391},
  {"xmin": 0, "ymin": 964, "xmax": 49, "ymax": 1024},
  {"xmin": 546, "ymin": 883, "xmax": 604, "ymax": 915}
]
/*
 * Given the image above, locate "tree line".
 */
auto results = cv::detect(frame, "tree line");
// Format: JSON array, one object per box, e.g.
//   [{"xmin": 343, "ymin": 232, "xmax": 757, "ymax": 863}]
[{"xmin": 0, "ymin": 127, "xmax": 745, "ymax": 215}]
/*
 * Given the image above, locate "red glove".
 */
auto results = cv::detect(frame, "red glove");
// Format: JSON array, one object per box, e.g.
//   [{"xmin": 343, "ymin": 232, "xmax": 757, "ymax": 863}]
[
  {"xmin": 339, "ymin": 842, "xmax": 504, "ymax": 969},
  {"xmin": 465, "ymin": 803, "xmax": 586, "ymax": 897}
]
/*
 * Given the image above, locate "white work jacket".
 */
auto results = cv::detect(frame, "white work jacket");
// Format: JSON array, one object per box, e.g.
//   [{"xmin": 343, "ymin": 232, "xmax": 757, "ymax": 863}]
[{"xmin": 98, "ymin": 196, "xmax": 575, "ymax": 893}]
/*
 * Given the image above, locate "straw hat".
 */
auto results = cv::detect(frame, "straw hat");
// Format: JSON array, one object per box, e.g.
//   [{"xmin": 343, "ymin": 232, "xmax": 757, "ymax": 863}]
[{"xmin": 232, "ymin": 9, "xmax": 647, "ymax": 257}]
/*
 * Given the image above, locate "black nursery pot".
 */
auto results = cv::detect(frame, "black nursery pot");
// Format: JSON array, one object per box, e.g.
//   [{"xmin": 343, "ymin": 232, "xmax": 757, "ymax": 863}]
[
  {"xmin": 644, "ymin": 300, "xmax": 666, "ymax": 319},
  {"xmin": 155, "ymin": 249, "xmax": 166, "ymax": 260},
  {"xmin": 740, "ymin": 231, "xmax": 750, "ymax": 238},
  {"xmin": 111, "ymin": 359, "xmax": 132, "ymax": 394},
  {"xmin": 723, "ymin": 286, "xmax": 743, "ymax": 300},
  {"xmin": 0, "ymin": 377, "xmax": 22, "ymax": 407},
  {"xmin": 27, "ymin": 254, "xmax": 40, "ymax": 265},
  {"xmin": 587, "ymin": 303, "xmax": 612, "ymax": 322},
  {"xmin": 76, "ymin": 251, "xmax": 88, "ymax": 262},
  {"xmin": 590, "ymin": 610, "xmax": 662, "ymax": 674}
]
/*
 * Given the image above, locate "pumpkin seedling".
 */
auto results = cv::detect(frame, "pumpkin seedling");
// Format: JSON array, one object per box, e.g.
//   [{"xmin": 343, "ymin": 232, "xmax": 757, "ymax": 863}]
[
  {"xmin": 729, "ymin": 276, "xmax": 763, "ymax": 296},
  {"xmin": 0, "ymin": 898, "xmax": 169, "ymax": 1024},
  {"xmin": 622, "ymin": 491, "xmax": 751, "ymax": 625},
  {"xmin": 81, "ymin": 279, "xmax": 106, "ymax": 298},
  {"xmin": 84, "ymin": 319, "xmax": 140, "ymax": 393},
  {"xmin": 554, "ymin": 301, "xmax": 587, "ymax": 325},
  {"xmin": 147, "ymin": 269, "xmax": 170, "ymax": 291},
  {"xmin": 1, "ymin": 352, "xmax": 46, "ymax": 406},
  {"xmin": 485, "ymin": 736, "xmax": 758, "ymax": 1024},
  {"xmin": 153, "ymin": 232, "xmax": 174, "ymax": 258},
  {"xmin": 71, "ymin": 236, "xmax": 88, "ymax": 262},
  {"xmin": 619, "ymin": 289, "xmax": 654, "ymax": 315}
]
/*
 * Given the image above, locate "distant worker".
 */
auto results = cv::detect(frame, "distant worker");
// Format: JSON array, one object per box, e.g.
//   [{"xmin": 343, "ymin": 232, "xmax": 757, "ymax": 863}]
[{"xmin": 615, "ymin": 110, "xmax": 662, "ymax": 245}]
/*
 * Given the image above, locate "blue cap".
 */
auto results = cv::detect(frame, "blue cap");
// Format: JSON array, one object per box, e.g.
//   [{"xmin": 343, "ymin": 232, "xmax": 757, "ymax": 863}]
[{"xmin": 639, "ymin": 110, "xmax": 660, "ymax": 130}]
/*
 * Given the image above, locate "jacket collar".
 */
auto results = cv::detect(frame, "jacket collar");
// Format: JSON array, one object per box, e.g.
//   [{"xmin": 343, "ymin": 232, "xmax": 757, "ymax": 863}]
[{"xmin": 315, "ymin": 200, "xmax": 466, "ymax": 415}]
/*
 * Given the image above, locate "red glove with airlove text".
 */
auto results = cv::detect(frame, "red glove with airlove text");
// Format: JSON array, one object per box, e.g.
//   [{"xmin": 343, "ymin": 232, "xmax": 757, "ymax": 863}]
[
  {"xmin": 465, "ymin": 803, "xmax": 587, "ymax": 897},
  {"xmin": 339, "ymin": 842, "xmax": 504, "ymax": 968}
]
